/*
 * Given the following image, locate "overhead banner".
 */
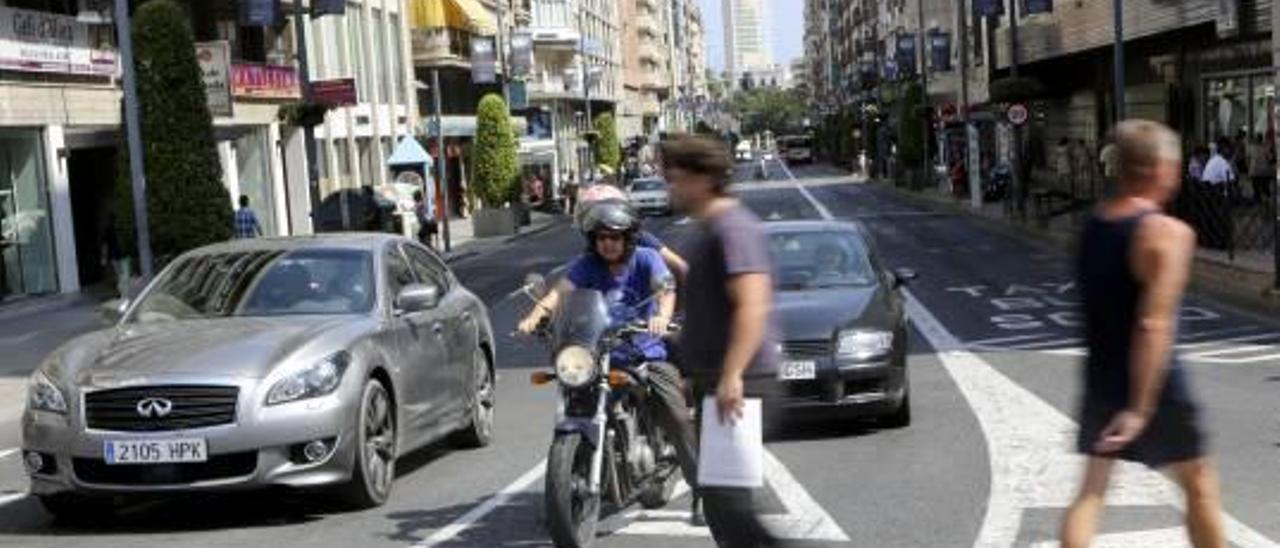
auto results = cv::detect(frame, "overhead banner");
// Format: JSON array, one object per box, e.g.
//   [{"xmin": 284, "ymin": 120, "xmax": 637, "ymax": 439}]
[
  {"xmin": 929, "ymin": 30, "xmax": 952, "ymax": 72},
  {"xmin": 195, "ymin": 41, "xmax": 233, "ymax": 117},
  {"xmin": 471, "ymin": 37, "xmax": 496, "ymax": 84},
  {"xmin": 973, "ymin": 0, "xmax": 1005, "ymax": 17},
  {"xmin": 1024, "ymin": 0, "xmax": 1053, "ymax": 14},
  {"xmin": 312, "ymin": 0, "xmax": 345, "ymax": 17},
  {"xmin": 313, "ymin": 78, "xmax": 358, "ymax": 106},
  {"xmin": 509, "ymin": 31, "xmax": 533, "ymax": 77},
  {"xmin": 231, "ymin": 62, "xmax": 300, "ymax": 99},
  {"xmin": 240, "ymin": 0, "xmax": 281, "ymax": 27},
  {"xmin": 896, "ymin": 34, "xmax": 917, "ymax": 76}
]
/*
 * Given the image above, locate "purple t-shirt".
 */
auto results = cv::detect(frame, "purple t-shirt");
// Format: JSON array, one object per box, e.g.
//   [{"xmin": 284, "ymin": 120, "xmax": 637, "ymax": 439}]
[
  {"xmin": 566, "ymin": 247, "xmax": 672, "ymax": 361},
  {"xmin": 678, "ymin": 203, "xmax": 779, "ymax": 378}
]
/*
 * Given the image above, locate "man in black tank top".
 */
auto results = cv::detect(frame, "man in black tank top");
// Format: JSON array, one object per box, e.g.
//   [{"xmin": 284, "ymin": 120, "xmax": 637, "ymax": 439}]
[{"xmin": 1060, "ymin": 120, "xmax": 1225, "ymax": 547}]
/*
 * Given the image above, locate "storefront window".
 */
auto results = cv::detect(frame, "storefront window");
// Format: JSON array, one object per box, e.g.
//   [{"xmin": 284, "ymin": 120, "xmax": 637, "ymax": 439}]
[
  {"xmin": 235, "ymin": 129, "xmax": 277, "ymax": 236},
  {"xmin": 0, "ymin": 129, "xmax": 57, "ymax": 298},
  {"xmin": 1206, "ymin": 77, "xmax": 1250, "ymax": 143}
]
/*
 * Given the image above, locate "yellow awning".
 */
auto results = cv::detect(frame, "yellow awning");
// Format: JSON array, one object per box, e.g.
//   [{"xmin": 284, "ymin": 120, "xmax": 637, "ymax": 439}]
[{"xmin": 408, "ymin": 0, "xmax": 497, "ymax": 35}]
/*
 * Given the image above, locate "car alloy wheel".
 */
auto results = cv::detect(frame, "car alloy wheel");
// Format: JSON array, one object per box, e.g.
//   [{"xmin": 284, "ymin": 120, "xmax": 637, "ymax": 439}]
[
  {"xmin": 454, "ymin": 348, "xmax": 495, "ymax": 448},
  {"xmin": 341, "ymin": 379, "xmax": 396, "ymax": 508}
]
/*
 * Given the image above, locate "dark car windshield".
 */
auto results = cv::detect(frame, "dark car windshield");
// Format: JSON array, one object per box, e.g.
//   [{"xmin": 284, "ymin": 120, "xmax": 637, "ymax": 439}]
[
  {"xmin": 129, "ymin": 248, "xmax": 375, "ymax": 323},
  {"xmin": 631, "ymin": 179, "xmax": 666, "ymax": 192},
  {"xmin": 770, "ymin": 231, "xmax": 876, "ymax": 290}
]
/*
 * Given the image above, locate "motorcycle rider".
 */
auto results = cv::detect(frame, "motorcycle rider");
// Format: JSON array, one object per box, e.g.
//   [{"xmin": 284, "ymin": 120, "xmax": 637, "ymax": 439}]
[
  {"xmin": 517, "ymin": 200, "xmax": 699, "ymax": 497},
  {"xmin": 577, "ymin": 185, "xmax": 689, "ymax": 282}
]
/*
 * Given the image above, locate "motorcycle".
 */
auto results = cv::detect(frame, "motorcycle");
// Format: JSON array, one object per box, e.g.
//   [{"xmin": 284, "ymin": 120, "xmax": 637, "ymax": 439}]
[
  {"xmin": 984, "ymin": 162, "xmax": 1012, "ymax": 203},
  {"xmin": 518, "ymin": 274, "xmax": 684, "ymax": 548}
]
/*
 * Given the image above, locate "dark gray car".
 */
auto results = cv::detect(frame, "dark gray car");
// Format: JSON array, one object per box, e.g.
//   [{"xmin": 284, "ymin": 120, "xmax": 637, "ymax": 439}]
[
  {"xmin": 22, "ymin": 234, "xmax": 495, "ymax": 518},
  {"xmin": 766, "ymin": 221, "xmax": 915, "ymax": 427}
]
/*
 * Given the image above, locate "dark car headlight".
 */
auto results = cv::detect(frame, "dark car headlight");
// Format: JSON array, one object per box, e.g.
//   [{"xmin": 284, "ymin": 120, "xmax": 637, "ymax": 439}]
[
  {"xmin": 836, "ymin": 330, "xmax": 894, "ymax": 361},
  {"xmin": 28, "ymin": 369, "xmax": 68, "ymax": 415},
  {"xmin": 266, "ymin": 352, "xmax": 351, "ymax": 406}
]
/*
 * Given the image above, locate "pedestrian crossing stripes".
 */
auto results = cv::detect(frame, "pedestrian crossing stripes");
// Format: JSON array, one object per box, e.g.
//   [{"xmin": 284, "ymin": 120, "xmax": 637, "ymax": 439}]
[{"xmin": 965, "ymin": 328, "xmax": 1280, "ymax": 365}]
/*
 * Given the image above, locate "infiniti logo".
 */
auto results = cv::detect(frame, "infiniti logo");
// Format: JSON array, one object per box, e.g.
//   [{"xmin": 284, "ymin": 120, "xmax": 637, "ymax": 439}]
[{"xmin": 136, "ymin": 397, "xmax": 173, "ymax": 419}]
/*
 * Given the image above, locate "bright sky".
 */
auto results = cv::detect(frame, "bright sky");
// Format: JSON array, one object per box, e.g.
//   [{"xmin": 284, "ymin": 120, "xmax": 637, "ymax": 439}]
[{"xmin": 699, "ymin": 0, "xmax": 804, "ymax": 72}]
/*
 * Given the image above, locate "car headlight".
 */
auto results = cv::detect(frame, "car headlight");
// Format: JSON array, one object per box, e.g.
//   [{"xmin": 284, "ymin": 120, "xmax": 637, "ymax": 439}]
[
  {"xmin": 836, "ymin": 330, "xmax": 894, "ymax": 361},
  {"xmin": 28, "ymin": 370, "xmax": 67, "ymax": 415},
  {"xmin": 266, "ymin": 352, "xmax": 352, "ymax": 406},
  {"xmin": 555, "ymin": 345, "xmax": 597, "ymax": 388}
]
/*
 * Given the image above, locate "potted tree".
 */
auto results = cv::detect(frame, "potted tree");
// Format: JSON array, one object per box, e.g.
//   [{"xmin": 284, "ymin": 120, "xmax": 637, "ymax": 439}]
[{"xmin": 470, "ymin": 94, "xmax": 521, "ymax": 237}]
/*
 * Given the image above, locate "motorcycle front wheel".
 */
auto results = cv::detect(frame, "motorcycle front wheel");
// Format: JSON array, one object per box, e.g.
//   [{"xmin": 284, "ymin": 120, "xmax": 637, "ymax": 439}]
[{"xmin": 546, "ymin": 433, "xmax": 602, "ymax": 548}]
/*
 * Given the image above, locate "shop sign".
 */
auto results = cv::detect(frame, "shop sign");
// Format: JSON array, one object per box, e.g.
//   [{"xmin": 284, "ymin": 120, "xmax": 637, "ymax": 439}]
[
  {"xmin": 312, "ymin": 0, "xmax": 346, "ymax": 17},
  {"xmin": 509, "ymin": 31, "xmax": 533, "ymax": 77},
  {"xmin": 471, "ymin": 36, "xmax": 496, "ymax": 84},
  {"xmin": 0, "ymin": 6, "xmax": 116, "ymax": 76},
  {"xmin": 928, "ymin": 29, "xmax": 952, "ymax": 72},
  {"xmin": 313, "ymin": 78, "xmax": 358, "ymax": 106},
  {"xmin": 195, "ymin": 41, "xmax": 233, "ymax": 117},
  {"xmin": 973, "ymin": 0, "xmax": 1005, "ymax": 17},
  {"xmin": 1024, "ymin": 0, "xmax": 1052, "ymax": 14},
  {"xmin": 232, "ymin": 62, "xmax": 300, "ymax": 99},
  {"xmin": 240, "ymin": 0, "xmax": 282, "ymax": 27}
]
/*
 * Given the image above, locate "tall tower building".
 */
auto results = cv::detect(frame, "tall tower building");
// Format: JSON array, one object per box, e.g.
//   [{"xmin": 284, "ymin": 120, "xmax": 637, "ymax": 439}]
[{"xmin": 722, "ymin": 0, "xmax": 772, "ymax": 85}]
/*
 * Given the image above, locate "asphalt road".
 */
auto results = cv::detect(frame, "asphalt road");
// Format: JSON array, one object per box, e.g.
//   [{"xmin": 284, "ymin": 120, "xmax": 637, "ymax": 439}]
[{"xmin": 0, "ymin": 160, "xmax": 1277, "ymax": 547}]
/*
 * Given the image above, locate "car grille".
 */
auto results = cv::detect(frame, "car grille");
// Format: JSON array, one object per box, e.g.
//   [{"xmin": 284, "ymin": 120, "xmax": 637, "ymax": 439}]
[
  {"xmin": 85, "ymin": 386, "xmax": 239, "ymax": 432},
  {"xmin": 782, "ymin": 340, "xmax": 831, "ymax": 358},
  {"xmin": 73, "ymin": 452, "xmax": 257, "ymax": 486}
]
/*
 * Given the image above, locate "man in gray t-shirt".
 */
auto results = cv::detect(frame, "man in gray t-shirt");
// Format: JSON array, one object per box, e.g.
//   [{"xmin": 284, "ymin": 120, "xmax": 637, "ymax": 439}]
[{"xmin": 663, "ymin": 135, "xmax": 782, "ymax": 547}]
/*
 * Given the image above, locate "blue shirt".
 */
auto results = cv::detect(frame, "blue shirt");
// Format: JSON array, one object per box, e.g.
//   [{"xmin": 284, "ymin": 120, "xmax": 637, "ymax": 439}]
[
  {"xmin": 636, "ymin": 230, "xmax": 664, "ymax": 250},
  {"xmin": 234, "ymin": 208, "xmax": 262, "ymax": 239},
  {"xmin": 566, "ymin": 247, "xmax": 672, "ymax": 362}
]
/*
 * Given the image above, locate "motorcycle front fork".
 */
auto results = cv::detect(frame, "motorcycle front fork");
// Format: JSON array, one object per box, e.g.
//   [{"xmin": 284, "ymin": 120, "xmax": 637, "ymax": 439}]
[{"xmin": 587, "ymin": 356, "xmax": 612, "ymax": 496}]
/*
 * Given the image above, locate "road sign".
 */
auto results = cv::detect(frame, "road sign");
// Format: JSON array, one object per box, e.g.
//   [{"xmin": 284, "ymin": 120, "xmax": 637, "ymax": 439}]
[{"xmin": 1007, "ymin": 103, "xmax": 1029, "ymax": 126}]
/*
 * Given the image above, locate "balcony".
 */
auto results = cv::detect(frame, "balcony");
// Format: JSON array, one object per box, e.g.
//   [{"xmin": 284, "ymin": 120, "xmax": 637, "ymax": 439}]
[
  {"xmin": 638, "ymin": 41, "xmax": 665, "ymax": 64},
  {"xmin": 636, "ymin": 12, "xmax": 661, "ymax": 38},
  {"xmin": 412, "ymin": 27, "xmax": 474, "ymax": 69}
]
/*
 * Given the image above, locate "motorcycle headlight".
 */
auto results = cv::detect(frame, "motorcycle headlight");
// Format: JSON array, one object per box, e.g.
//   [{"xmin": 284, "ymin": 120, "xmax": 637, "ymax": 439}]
[
  {"xmin": 266, "ymin": 352, "xmax": 351, "ymax": 406},
  {"xmin": 555, "ymin": 345, "xmax": 597, "ymax": 388},
  {"xmin": 836, "ymin": 330, "xmax": 894, "ymax": 361},
  {"xmin": 28, "ymin": 369, "xmax": 67, "ymax": 415}
]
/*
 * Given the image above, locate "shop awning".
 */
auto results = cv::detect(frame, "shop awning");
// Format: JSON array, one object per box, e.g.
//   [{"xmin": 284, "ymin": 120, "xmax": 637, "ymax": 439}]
[
  {"xmin": 387, "ymin": 136, "xmax": 432, "ymax": 167},
  {"xmin": 408, "ymin": 0, "xmax": 497, "ymax": 35}
]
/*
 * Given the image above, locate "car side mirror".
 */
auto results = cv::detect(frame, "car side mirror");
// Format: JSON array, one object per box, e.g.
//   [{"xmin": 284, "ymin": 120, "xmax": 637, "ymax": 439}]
[
  {"xmin": 97, "ymin": 298, "xmax": 128, "ymax": 325},
  {"xmin": 892, "ymin": 268, "xmax": 918, "ymax": 288},
  {"xmin": 396, "ymin": 284, "xmax": 440, "ymax": 314}
]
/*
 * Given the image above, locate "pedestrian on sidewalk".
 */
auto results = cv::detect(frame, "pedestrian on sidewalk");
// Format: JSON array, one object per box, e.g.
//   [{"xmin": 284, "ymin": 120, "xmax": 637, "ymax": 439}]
[
  {"xmin": 663, "ymin": 134, "xmax": 784, "ymax": 547},
  {"xmin": 413, "ymin": 190, "xmax": 437, "ymax": 249},
  {"xmin": 233, "ymin": 195, "xmax": 263, "ymax": 239},
  {"xmin": 1059, "ymin": 120, "xmax": 1224, "ymax": 548}
]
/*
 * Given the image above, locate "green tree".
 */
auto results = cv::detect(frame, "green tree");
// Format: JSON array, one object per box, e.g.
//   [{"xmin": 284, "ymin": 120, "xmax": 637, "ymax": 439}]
[
  {"xmin": 593, "ymin": 113, "xmax": 621, "ymax": 173},
  {"xmin": 470, "ymin": 93, "xmax": 519, "ymax": 209},
  {"xmin": 729, "ymin": 87, "xmax": 808, "ymax": 137},
  {"xmin": 897, "ymin": 83, "xmax": 925, "ymax": 174},
  {"xmin": 116, "ymin": 0, "xmax": 231, "ymax": 262}
]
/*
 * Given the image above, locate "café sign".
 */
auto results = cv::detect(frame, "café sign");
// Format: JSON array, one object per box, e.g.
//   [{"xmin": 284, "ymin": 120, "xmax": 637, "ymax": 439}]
[{"xmin": 0, "ymin": 6, "xmax": 116, "ymax": 76}]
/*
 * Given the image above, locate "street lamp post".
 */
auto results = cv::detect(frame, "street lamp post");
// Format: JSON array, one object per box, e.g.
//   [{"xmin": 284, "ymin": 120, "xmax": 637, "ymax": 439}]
[
  {"xmin": 432, "ymin": 69, "xmax": 451, "ymax": 252},
  {"xmin": 115, "ymin": 0, "xmax": 153, "ymax": 280},
  {"xmin": 578, "ymin": 4, "xmax": 594, "ymax": 182},
  {"xmin": 1113, "ymin": 0, "xmax": 1125, "ymax": 124},
  {"xmin": 292, "ymin": 0, "xmax": 322, "ymax": 234}
]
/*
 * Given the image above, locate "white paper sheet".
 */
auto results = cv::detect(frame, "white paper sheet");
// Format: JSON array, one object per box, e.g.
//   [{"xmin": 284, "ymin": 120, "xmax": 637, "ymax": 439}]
[{"xmin": 696, "ymin": 396, "xmax": 764, "ymax": 488}]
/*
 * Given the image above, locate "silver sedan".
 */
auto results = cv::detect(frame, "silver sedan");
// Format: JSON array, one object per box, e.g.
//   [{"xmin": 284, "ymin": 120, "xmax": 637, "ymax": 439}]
[{"xmin": 21, "ymin": 234, "xmax": 496, "ymax": 517}]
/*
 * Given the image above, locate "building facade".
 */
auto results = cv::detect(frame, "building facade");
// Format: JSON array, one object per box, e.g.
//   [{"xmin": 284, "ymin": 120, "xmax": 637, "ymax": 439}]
[
  {"xmin": 0, "ymin": 0, "xmax": 416, "ymax": 302},
  {"xmin": 722, "ymin": 0, "xmax": 771, "ymax": 87}
]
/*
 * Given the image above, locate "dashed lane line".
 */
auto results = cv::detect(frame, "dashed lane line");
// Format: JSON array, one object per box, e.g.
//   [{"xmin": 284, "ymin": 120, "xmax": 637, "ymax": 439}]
[{"xmin": 0, "ymin": 448, "xmax": 17, "ymax": 460}]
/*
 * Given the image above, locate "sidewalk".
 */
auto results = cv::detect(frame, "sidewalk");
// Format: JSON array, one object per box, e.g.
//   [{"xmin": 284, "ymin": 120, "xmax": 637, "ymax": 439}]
[
  {"xmin": 865, "ymin": 176, "xmax": 1280, "ymax": 313},
  {"xmin": 441, "ymin": 210, "xmax": 565, "ymax": 264}
]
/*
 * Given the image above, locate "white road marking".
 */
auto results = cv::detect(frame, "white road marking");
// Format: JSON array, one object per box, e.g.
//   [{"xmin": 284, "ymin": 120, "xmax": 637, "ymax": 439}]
[
  {"xmin": 1005, "ymin": 337, "xmax": 1084, "ymax": 350},
  {"xmin": 904, "ymin": 289, "xmax": 1278, "ymax": 548},
  {"xmin": 0, "ymin": 493, "xmax": 26, "ymax": 507},
  {"xmin": 1180, "ymin": 326, "xmax": 1260, "ymax": 341},
  {"xmin": 0, "ymin": 448, "xmax": 18, "ymax": 460},
  {"xmin": 968, "ymin": 333, "xmax": 1058, "ymax": 347},
  {"xmin": 1030, "ymin": 526, "xmax": 1189, "ymax": 548},
  {"xmin": 603, "ymin": 450, "xmax": 850, "ymax": 542},
  {"xmin": 410, "ymin": 459, "xmax": 546, "ymax": 548},
  {"xmin": 1175, "ymin": 332, "xmax": 1280, "ymax": 351}
]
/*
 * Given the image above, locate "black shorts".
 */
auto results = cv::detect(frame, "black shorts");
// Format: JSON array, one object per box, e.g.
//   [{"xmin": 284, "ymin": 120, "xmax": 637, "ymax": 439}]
[{"xmin": 1076, "ymin": 400, "xmax": 1207, "ymax": 468}]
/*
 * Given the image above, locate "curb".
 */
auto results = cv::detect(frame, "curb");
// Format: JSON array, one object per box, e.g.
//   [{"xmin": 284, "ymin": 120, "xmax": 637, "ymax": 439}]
[
  {"xmin": 871, "ymin": 181, "xmax": 1280, "ymax": 315},
  {"xmin": 0, "ymin": 293, "xmax": 99, "ymax": 323},
  {"xmin": 444, "ymin": 216, "xmax": 568, "ymax": 265}
]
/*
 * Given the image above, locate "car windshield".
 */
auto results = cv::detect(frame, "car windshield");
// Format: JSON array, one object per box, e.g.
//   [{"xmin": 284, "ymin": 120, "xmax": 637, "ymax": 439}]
[
  {"xmin": 631, "ymin": 179, "xmax": 665, "ymax": 192},
  {"xmin": 128, "ymin": 248, "xmax": 375, "ymax": 323},
  {"xmin": 770, "ymin": 231, "xmax": 876, "ymax": 289}
]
